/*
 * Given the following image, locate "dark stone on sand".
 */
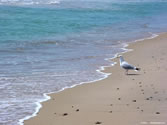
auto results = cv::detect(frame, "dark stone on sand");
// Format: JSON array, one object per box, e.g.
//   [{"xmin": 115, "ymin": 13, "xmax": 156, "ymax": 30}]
[
  {"xmin": 156, "ymin": 112, "xmax": 160, "ymax": 114},
  {"xmin": 110, "ymin": 104, "xmax": 113, "ymax": 106},
  {"xmin": 146, "ymin": 98, "xmax": 150, "ymax": 100},
  {"xmin": 154, "ymin": 91, "xmax": 158, "ymax": 94},
  {"xmin": 109, "ymin": 111, "xmax": 112, "ymax": 113},
  {"xmin": 118, "ymin": 98, "xmax": 121, "ymax": 100},
  {"xmin": 72, "ymin": 106, "xmax": 74, "ymax": 108},
  {"xmin": 141, "ymin": 110, "xmax": 143, "ymax": 112},
  {"xmin": 132, "ymin": 100, "xmax": 136, "ymax": 102},
  {"xmin": 76, "ymin": 109, "xmax": 79, "ymax": 112},
  {"xmin": 150, "ymin": 84, "xmax": 154, "ymax": 87},
  {"xmin": 63, "ymin": 113, "xmax": 68, "ymax": 116},
  {"xmin": 139, "ymin": 82, "xmax": 141, "ymax": 84},
  {"xmin": 117, "ymin": 88, "xmax": 119, "ymax": 90},
  {"xmin": 95, "ymin": 121, "xmax": 102, "ymax": 124},
  {"xmin": 137, "ymin": 107, "xmax": 140, "ymax": 109}
]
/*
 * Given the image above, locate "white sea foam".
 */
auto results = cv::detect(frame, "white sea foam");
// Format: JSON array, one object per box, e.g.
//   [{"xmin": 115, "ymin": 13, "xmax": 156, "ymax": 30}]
[
  {"xmin": 18, "ymin": 54, "xmax": 117, "ymax": 125},
  {"xmin": 0, "ymin": 0, "xmax": 60, "ymax": 5}
]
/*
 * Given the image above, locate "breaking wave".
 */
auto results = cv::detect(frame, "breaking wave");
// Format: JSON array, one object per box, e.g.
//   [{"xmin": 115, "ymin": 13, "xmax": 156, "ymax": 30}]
[{"xmin": 0, "ymin": 0, "xmax": 60, "ymax": 5}]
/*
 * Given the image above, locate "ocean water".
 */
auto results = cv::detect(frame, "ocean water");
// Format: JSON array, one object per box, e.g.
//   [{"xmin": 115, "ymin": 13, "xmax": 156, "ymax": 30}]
[{"xmin": 0, "ymin": 0, "xmax": 167, "ymax": 125}]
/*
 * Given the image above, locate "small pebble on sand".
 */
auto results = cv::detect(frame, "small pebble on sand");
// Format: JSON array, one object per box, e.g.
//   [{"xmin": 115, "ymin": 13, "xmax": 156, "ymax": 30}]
[
  {"xmin": 146, "ymin": 98, "xmax": 150, "ymax": 100},
  {"xmin": 154, "ymin": 91, "xmax": 158, "ymax": 94},
  {"xmin": 76, "ymin": 109, "xmax": 79, "ymax": 112},
  {"xmin": 132, "ymin": 100, "xmax": 137, "ymax": 102},
  {"xmin": 95, "ymin": 121, "xmax": 102, "ymax": 124},
  {"xmin": 63, "ymin": 113, "xmax": 68, "ymax": 116}
]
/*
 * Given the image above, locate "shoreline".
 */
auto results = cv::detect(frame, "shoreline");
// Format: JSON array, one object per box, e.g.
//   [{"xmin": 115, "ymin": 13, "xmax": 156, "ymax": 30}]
[{"xmin": 24, "ymin": 32, "xmax": 167, "ymax": 125}]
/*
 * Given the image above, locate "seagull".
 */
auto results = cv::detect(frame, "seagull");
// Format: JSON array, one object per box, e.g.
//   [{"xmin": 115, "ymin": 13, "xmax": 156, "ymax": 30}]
[{"xmin": 117, "ymin": 55, "xmax": 140, "ymax": 75}]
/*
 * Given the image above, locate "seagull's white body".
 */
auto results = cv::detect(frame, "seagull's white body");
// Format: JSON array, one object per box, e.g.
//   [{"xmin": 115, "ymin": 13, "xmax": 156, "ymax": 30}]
[{"xmin": 119, "ymin": 55, "xmax": 140, "ymax": 75}]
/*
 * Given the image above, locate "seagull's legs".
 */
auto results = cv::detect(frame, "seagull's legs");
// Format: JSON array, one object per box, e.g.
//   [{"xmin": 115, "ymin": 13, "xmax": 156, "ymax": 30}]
[{"xmin": 125, "ymin": 70, "xmax": 128, "ymax": 75}]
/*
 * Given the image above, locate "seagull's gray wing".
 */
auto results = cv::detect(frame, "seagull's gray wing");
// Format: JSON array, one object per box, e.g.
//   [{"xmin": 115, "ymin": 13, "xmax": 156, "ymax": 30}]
[{"xmin": 121, "ymin": 61, "xmax": 135, "ymax": 70}]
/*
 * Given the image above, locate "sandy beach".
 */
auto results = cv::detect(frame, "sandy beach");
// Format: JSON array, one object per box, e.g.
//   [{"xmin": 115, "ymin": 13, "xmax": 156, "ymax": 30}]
[{"xmin": 24, "ymin": 33, "xmax": 167, "ymax": 125}]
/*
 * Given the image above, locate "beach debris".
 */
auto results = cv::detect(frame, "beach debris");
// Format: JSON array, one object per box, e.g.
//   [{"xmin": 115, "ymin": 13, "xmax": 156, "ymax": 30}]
[
  {"xmin": 156, "ymin": 112, "xmax": 160, "ymax": 114},
  {"xmin": 118, "ymin": 98, "xmax": 121, "ymax": 100},
  {"xmin": 63, "ymin": 113, "xmax": 68, "ymax": 116},
  {"xmin": 132, "ymin": 100, "xmax": 136, "ymax": 102},
  {"xmin": 95, "ymin": 121, "xmax": 102, "ymax": 124}
]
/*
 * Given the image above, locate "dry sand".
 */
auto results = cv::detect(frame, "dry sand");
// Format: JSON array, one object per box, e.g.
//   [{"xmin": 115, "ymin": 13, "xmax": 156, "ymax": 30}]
[{"xmin": 25, "ymin": 33, "xmax": 167, "ymax": 125}]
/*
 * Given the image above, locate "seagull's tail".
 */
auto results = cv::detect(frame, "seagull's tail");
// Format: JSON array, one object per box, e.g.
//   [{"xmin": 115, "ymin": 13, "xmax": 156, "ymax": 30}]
[{"xmin": 135, "ymin": 67, "xmax": 140, "ymax": 71}]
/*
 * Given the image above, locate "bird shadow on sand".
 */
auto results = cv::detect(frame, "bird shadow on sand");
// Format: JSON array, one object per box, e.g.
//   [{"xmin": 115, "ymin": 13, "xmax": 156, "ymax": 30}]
[{"xmin": 127, "ymin": 73, "xmax": 140, "ymax": 76}]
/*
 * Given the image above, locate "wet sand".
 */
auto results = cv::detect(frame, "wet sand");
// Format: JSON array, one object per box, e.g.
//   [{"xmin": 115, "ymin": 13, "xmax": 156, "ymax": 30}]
[{"xmin": 24, "ymin": 33, "xmax": 167, "ymax": 125}]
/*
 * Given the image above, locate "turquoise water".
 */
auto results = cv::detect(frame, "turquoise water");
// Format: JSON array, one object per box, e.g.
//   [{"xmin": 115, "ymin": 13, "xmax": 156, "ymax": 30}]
[
  {"xmin": 1, "ymin": 1, "xmax": 167, "ymax": 42},
  {"xmin": 0, "ymin": 1, "xmax": 167, "ymax": 125}
]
